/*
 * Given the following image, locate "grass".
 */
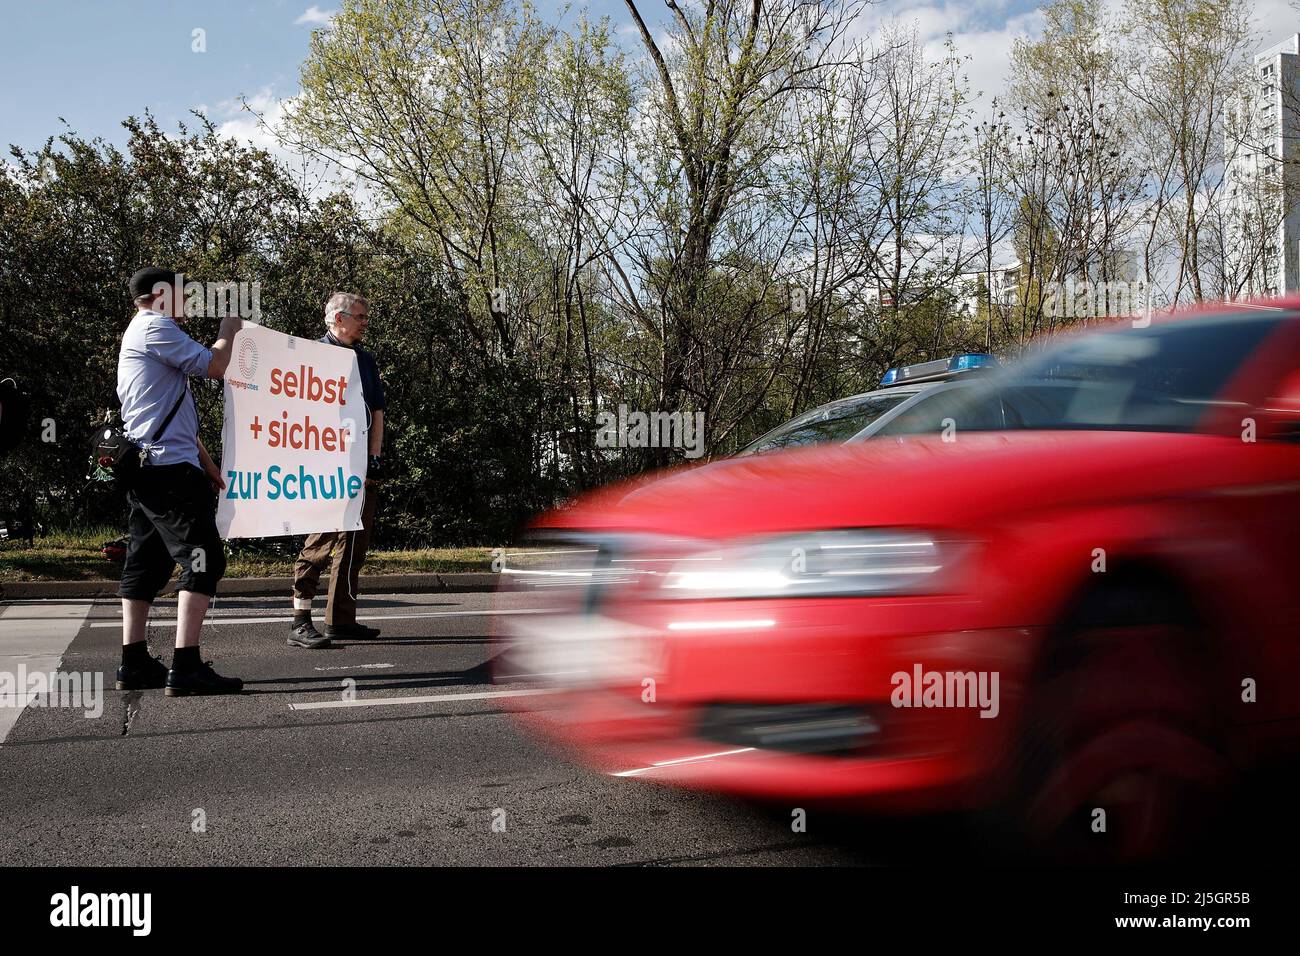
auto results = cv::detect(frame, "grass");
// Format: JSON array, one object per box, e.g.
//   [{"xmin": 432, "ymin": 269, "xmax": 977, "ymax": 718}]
[{"xmin": 0, "ymin": 525, "xmax": 494, "ymax": 582}]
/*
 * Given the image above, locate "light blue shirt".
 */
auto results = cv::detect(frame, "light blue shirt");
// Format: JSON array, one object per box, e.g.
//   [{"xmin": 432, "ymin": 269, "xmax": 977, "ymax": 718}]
[{"xmin": 116, "ymin": 310, "xmax": 212, "ymax": 467}]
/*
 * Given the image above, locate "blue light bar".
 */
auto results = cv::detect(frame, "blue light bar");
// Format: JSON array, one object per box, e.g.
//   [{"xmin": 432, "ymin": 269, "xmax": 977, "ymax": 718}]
[
  {"xmin": 948, "ymin": 353, "xmax": 997, "ymax": 371},
  {"xmin": 880, "ymin": 353, "xmax": 998, "ymax": 387}
]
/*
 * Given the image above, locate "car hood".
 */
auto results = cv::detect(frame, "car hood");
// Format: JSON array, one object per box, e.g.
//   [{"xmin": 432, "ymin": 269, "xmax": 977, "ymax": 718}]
[{"xmin": 535, "ymin": 431, "xmax": 1234, "ymax": 539}]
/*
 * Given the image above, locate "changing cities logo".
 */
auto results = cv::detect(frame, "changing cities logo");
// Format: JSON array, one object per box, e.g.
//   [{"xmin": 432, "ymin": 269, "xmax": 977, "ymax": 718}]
[{"xmin": 237, "ymin": 336, "xmax": 259, "ymax": 380}]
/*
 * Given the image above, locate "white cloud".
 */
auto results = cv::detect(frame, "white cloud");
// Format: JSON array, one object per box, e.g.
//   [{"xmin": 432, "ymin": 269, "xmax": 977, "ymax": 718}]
[
  {"xmin": 854, "ymin": 2, "xmax": 1044, "ymax": 120},
  {"xmin": 940, "ymin": 0, "xmax": 1300, "ymax": 120},
  {"xmin": 295, "ymin": 5, "xmax": 337, "ymax": 27},
  {"xmin": 1251, "ymin": 0, "xmax": 1300, "ymax": 52},
  {"xmin": 211, "ymin": 87, "xmax": 288, "ymax": 158},
  {"xmin": 885, "ymin": 2, "xmax": 996, "ymax": 41},
  {"xmin": 209, "ymin": 88, "xmax": 322, "ymax": 181},
  {"xmin": 205, "ymin": 86, "xmax": 375, "ymax": 207},
  {"xmin": 940, "ymin": 10, "xmax": 1045, "ymax": 116}
]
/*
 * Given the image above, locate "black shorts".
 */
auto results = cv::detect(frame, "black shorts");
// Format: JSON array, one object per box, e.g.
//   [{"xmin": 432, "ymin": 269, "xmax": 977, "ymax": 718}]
[{"xmin": 118, "ymin": 462, "xmax": 227, "ymax": 601}]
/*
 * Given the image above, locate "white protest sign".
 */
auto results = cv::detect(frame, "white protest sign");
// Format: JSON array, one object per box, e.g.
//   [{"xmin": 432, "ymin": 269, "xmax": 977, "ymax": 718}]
[{"xmin": 216, "ymin": 322, "xmax": 368, "ymax": 539}]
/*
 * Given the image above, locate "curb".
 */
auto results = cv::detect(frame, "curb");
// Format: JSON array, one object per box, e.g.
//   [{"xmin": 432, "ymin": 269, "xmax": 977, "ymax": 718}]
[{"xmin": 0, "ymin": 572, "xmax": 500, "ymax": 601}]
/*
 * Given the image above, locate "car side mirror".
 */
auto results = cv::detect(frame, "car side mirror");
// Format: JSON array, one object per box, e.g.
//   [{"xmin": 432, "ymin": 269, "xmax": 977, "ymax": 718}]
[
  {"xmin": 1258, "ymin": 407, "xmax": 1300, "ymax": 442},
  {"xmin": 1259, "ymin": 369, "xmax": 1300, "ymax": 442}
]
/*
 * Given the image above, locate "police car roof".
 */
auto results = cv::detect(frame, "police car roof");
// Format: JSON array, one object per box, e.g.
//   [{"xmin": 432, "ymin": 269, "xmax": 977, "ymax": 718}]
[{"xmin": 880, "ymin": 353, "xmax": 998, "ymax": 387}]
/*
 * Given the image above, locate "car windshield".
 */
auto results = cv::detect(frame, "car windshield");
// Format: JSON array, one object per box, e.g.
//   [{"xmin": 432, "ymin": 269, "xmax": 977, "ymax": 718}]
[
  {"xmin": 867, "ymin": 383, "xmax": 1003, "ymax": 437},
  {"xmin": 739, "ymin": 391, "xmax": 914, "ymax": 455},
  {"xmin": 874, "ymin": 312, "xmax": 1286, "ymax": 437}
]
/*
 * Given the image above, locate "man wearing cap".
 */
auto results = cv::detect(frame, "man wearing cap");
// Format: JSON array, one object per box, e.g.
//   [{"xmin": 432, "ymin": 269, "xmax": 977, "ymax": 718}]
[
  {"xmin": 288, "ymin": 292, "xmax": 388, "ymax": 648},
  {"xmin": 115, "ymin": 267, "xmax": 244, "ymax": 695}
]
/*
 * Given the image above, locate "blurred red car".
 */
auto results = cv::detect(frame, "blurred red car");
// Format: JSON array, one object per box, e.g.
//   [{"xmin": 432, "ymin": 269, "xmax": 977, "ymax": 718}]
[{"xmin": 497, "ymin": 303, "xmax": 1300, "ymax": 860}]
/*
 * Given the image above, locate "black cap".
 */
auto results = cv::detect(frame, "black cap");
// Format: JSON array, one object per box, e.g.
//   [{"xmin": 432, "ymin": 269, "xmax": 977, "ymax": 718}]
[{"xmin": 129, "ymin": 267, "xmax": 179, "ymax": 300}]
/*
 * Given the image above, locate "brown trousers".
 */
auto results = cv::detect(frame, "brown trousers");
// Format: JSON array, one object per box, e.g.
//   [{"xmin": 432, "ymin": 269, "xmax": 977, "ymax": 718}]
[{"xmin": 292, "ymin": 488, "xmax": 378, "ymax": 626}]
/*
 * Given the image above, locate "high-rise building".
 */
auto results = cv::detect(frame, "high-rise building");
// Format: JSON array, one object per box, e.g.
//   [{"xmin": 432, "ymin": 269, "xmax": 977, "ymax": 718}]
[{"xmin": 1224, "ymin": 35, "xmax": 1300, "ymax": 296}]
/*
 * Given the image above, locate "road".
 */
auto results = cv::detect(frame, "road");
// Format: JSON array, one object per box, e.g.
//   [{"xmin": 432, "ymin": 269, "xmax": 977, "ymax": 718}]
[{"xmin": 0, "ymin": 589, "xmax": 890, "ymax": 866}]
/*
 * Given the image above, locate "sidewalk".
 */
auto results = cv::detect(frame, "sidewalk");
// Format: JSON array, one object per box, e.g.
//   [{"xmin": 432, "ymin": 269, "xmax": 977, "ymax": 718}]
[{"xmin": 0, "ymin": 572, "xmax": 500, "ymax": 601}]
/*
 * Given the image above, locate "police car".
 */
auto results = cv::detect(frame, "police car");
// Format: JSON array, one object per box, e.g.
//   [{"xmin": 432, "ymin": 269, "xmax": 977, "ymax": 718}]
[{"xmin": 736, "ymin": 353, "xmax": 998, "ymax": 455}]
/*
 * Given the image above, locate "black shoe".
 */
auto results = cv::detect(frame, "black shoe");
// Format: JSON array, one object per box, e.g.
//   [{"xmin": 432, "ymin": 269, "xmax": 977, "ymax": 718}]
[
  {"xmin": 324, "ymin": 622, "xmax": 381, "ymax": 640},
  {"xmin": 165, "ymin": 661, "xmax": 244, "ymax": 697},
  {"xmin": 116, "ymin": 654, "xmax": 169, "ymax": 690},
  {"xmin": 287, "ymin": 619, "xmax": 331, "ymax": 648}
]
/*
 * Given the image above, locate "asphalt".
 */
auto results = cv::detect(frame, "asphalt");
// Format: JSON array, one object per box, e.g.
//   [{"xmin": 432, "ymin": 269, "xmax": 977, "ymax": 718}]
[
  {"xmin": 0, "ymin": 573, "xmax": 499, "ymax": 600},
  {"xmin": 0, "ymin": 589, "xmax": 886, "ymax": 867}
]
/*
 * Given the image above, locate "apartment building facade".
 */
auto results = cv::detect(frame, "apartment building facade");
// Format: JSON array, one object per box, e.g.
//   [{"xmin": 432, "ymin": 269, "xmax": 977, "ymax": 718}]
[{"xmin": 1225, "ymin": 34, "xmax": 1300, "ymax": 297}]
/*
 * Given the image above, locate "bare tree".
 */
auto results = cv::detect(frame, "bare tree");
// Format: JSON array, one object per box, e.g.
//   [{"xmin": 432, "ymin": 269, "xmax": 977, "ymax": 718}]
[
  {"xmin": 618, "ymin": 0, "xmax": 873, "ymax": 458},
  {"xmin": 284, "ymin": 0, "xmax": 552, "ymax": 358},
  {"xmin": 970, "ymin": 101, "xmax": 1016, "ymax": 349},
  {"xmin": 863, "ymin": 25, "xmax": 975, "ymax": 332},
  {"xmin": 1004, "ymin": 0, "xmax": 1146, "ymax": 337},
  {"xmin": 1120, "ymin": 0, "xmax": 1253, "ymax": 305}
]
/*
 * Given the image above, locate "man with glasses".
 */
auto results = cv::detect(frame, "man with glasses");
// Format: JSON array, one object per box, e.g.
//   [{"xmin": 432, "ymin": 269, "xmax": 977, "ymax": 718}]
[{"xmin": 288, "ymin": 292, "xmax": 388, "ymax": 648}]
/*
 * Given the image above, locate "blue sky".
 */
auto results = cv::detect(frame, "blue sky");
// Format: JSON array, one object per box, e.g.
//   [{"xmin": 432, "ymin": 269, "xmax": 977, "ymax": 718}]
[
  {"xmin": 1, "ymin": 1, "xmax": 1295, "ymax": 157},
  {"xmin": 1, "ymin": 0, "xmax": 316, "ymax": 151},
  {"xmin": 0, "ymin": 0, "xmax": 1037, "ymax": 154}
]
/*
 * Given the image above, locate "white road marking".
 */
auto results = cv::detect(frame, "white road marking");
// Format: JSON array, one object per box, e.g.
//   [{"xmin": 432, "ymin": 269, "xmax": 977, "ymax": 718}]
[
  {"xmin": 89, "ymin": 608, "xmax": 546, "ymax": 628},
  {"xmin": 312, "ymin": 662, "xmax": 395, "ymax": 672},
  {"xmin": 611, "ymin": 747, "xmax": 757, "ymax": 777},
  {"xmin": 288, "ymin": 687, "xmax": 561, "ymax": 710},
  {"xmin": 0, "ymin": 602, "xmax": 95, "ymax": 743},
  {"xmin": 510, "ymin": 670, "xmax": 587, "ymax": 678}
]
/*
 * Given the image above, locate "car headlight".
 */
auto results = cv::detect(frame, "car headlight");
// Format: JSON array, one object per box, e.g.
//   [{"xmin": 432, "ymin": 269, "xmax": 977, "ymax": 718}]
[
  {"xmin": 659, "ymin": 529, "xmax": 965, "ymax": 599},
  {"xmin": 500, "ymin": 532, "xmax": 671, "ymax": 590}
]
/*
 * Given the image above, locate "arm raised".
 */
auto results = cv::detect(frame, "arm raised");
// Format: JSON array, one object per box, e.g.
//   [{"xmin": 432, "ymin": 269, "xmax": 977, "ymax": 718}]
[{"xmin": 206, "ymin": 315, "xmax": 244, "ymax": 379}]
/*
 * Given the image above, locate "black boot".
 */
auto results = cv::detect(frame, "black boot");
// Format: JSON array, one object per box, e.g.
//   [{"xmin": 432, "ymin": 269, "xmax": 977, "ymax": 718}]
[
  {"xmin": 288, "ymin": 619, "xmax": 331, "ymax": 649},
  {"xmin": 165, "ymin": 660, "xmax": 244, "ymax": 697},
  {"xmin": 116, "ymin": 653, "xmax": 169, "ymax": 691}
]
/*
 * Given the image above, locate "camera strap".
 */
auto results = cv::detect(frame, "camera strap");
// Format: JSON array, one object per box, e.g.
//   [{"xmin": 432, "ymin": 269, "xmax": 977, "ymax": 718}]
[{"xmin": 148, "ymin": 384, "xmax": 189, "ymax": 444}]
